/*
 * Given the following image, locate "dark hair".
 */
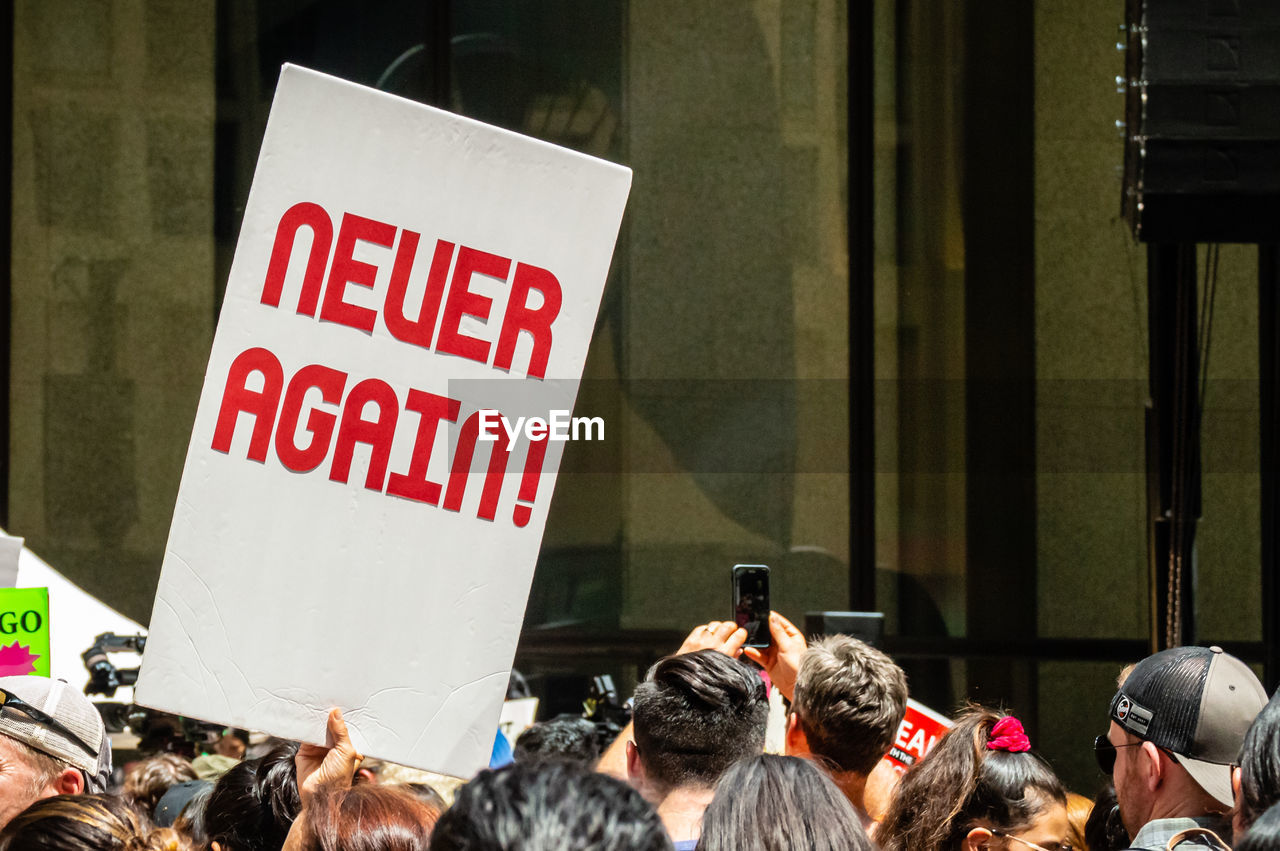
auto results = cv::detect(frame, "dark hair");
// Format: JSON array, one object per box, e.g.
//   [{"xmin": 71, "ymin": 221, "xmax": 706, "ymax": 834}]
[
  {"xmin": 695, "ymin": 754, "xmax": 871, "ymax": 851},
  {"xmin": 296, "ymin": 785, "xmax": 438, "ymax": 851},
  {"xmin": 429, "ymin": 761, "xmax": 673, "ymax": 851},
  {"xmin": 877, "ymin": 707, "xmax": 1068, "ymax": 851},
  {"xmin": 203, "ymin": 743, "xmax": 301, "ymax": 851},
  {"xmin": 793, "ymin": 635, "xmax": 908, "ymax": 775},
  {"xmin": 1082, "ymin": 784, "xmax": 1128, "ymax": 851},
  {"xmin": 1240, "ymin": 693, "xmax": 1280, "ymax": 831},
  {"xmin": 124, "ymin": 753, "xmax": 199, "ymax": 817},
  {"xmin": 0, "ymin": 793, "xmax": 191, "ymax": 851},
  {"xmin": 514, "ymin": 716, "xmax": 600, "ymax": 766},
  {"xmin": 1238, "ymin": 800, "xmax": 1280, "ymax": 851},
  {"xmin": 631, "ymin": 650, "xmax": 769, "ymax": 791},
  {"xmin": 507, "ymin": 670, "xmax": 531, "ymax": 700}
]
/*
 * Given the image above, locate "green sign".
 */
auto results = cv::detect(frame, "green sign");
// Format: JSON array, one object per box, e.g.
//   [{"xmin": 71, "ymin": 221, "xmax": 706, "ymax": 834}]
[{"xmin": 0, "ymin": 588, "xmax": 49, "ymax": 677}]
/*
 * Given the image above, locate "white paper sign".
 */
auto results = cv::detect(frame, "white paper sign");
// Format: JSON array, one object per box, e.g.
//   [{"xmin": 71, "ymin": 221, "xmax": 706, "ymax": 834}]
[
  {"xmin": 135, "ymin": 64, "xmax": 631, "ymax": 778},
  {"xmin": 0, "ymin": 536, "xmax": 22, "ymax": 588},
  {"xmin": 498, "ymin": 697, "xmax": 540, "ymax": 745}
]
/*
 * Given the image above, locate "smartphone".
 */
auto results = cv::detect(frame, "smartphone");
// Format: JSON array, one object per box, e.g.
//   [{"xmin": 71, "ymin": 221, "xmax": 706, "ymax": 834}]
[{"xmin": 732, "ymin": 564, "xmax": 771, "ymax": 648}]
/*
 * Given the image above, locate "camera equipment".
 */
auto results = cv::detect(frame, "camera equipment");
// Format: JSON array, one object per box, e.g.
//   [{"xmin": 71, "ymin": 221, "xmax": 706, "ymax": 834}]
[
  {"xmin": 82, "ymin": 632, "xmax": 146, "ymax": 698},
  {"xmin": 582, "ymin": 673, "xmax": 631, "ymax": 751},
  {"xmin": 80, "ymin": 632, "xmax": 224, "ymax": 754}
]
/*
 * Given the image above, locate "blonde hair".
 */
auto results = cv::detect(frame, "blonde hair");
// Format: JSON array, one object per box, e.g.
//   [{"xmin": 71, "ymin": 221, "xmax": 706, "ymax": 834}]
[{"xmin": 0, "ymin": 793, "xmax": 193, "ymax": 851}]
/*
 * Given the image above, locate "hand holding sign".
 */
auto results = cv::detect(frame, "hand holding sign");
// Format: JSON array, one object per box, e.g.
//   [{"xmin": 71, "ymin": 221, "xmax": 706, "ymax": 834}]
[
  {"xmin": 296, "ymin": 709, "xmax": 363, "ymax": 806},
  {"xmin": 283, "ymin": 708, "xmax": 365, "ymax": 851}
]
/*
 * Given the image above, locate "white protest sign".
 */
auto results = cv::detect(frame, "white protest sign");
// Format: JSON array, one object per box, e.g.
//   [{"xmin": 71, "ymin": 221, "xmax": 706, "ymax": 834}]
[
  {"xmin": 498, "ymin": 697, "xmax": 540, "ymax": 745},
  {"xmin": 134, "ymin": 64, "xmax": 631, "ymax": 778},
  {"xmin": 0, "ymin": 535, "xmax": 21, "ymax": 588}
]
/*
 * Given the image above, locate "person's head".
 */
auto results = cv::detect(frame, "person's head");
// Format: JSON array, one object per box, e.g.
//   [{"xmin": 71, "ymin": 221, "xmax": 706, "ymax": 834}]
[
  {"xmin": 628, "ymin": 650, "xmax": 769, "ymax": 796},
  {"xmin": 1235, "ymin": 689, "xmax": 1280, "ymax": 836},
  {"xmin": 695, "ymin": 754, "xmax": 872, "ymax": 851},
  {"xmin": 788, "ymin": 635, "xmax": 908, "ymax": 777},
  {"xmin": 0, "ymin": 676, "xmax": 111, "ymax": 829},
  {"xmin": 214, "ymin": 731, "xmax": 249, "ymax": 761},
  {"xmin": 429, "ymin": 761, "xmax": 672, "ymax": 851},
  {"xmin": 1103, "ymin": 646, "xmax": 1266, "ymax": 838},
  {"xmin": 0, "ymin": 792, "xmax": 191, "ymax": 851},
  {"xmin": 877, "ymin": 708, "xmax": 1069, "ymax": 851},
  {"xmin": 292, "ymin": 784, "xmax": 439, "ymax": 851},
  {"xmin": 1082, "ymin": 784, "xmax": 1128, "ymax": 851},
  {"xmin": 124, "ymin": 752, "xmax": 199, "ymax": 817},
  {"xmin": 514, "ymin": 715, "xmax": 600, "ymax": 767},
  {"xmin": 1237, "ymin": 800, "xmax": 1280, "ymax": 851},
  {"xmin": 203, "ymin": 743, "xmax": 301, "ymax": 851}
]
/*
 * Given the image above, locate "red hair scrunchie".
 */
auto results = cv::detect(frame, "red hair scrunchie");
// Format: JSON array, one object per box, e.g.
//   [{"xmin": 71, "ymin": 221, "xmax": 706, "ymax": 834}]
[{"xmin": 986, "ymin": 716, "xmax": 1032, "ymax": 752}]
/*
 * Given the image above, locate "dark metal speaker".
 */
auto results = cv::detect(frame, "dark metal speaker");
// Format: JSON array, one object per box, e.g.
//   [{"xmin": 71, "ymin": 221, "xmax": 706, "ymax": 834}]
[{"xmin": 1121, "ymin": 0, "xmax": 1280, "ymax": 242}]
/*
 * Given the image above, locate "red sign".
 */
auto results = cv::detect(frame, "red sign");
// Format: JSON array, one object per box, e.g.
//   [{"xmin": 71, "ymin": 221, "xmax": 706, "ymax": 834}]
[{"xmin": 882, "ymin": 698, "xmax": 954, "ymax": 774}]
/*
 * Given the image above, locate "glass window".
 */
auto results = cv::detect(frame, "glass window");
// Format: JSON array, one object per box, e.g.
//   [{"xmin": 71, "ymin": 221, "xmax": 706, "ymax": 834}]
[{"xmin": 10, "ymin": 1, "xmax": 852, "ymax": 708}]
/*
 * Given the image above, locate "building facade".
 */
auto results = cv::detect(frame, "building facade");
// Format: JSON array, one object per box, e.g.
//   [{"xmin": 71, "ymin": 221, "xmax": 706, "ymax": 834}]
[{"xmin": 3, "ymin": 0, "xmax": 1265, "ymax": 792}]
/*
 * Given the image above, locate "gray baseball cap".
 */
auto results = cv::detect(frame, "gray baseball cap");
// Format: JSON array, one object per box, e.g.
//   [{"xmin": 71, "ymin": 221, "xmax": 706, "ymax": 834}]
[
  {"xmin": 1109, "ymin": 645, "xmax": 1266, "ymax": 808},
  {"xmin": 0, "ymin": 676, "xmax": 110, "ymax": 791}
]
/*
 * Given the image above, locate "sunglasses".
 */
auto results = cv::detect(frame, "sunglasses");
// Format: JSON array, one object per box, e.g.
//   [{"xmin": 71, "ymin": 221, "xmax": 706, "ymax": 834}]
[
  {"xmin": 992, "ymin": 830, "xmax": 1073, "ymax": 851},
  {"xmin": 1093, "ymin": 734, "xmax": 1145, "ymax": 774},
  {"xmin": 0, "ymin": 689, "xmax": 98, "ymax": 759}
]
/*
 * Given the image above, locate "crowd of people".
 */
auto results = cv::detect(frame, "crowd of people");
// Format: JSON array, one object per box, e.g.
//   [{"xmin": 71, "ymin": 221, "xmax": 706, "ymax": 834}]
[{"xmin": 0, "ymin": 618, "xmax": 1275, "ymax": 850}]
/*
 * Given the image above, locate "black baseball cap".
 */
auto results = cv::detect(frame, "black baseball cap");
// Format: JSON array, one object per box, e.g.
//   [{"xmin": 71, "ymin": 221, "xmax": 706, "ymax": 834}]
[
  {"xmin": 153, "ymin": 779, "xmax": 211, "ymax": 827},
  {"xmin": 1109, "ymin": 645, "xmax": 1266, "ymax": 807}
]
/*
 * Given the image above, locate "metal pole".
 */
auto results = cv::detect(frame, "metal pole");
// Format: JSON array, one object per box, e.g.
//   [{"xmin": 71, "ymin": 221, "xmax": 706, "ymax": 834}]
[
  {"xmin": 1145, "ymin": 243, "xmax": 1199, "ymax": 651},
  {"xmin": 849, "ymin": 0, "xmax": 875, "ymax": 611},
  {"xmin": 1260, "ymin": 244, "xmax": 1279, "ymax": 684}
]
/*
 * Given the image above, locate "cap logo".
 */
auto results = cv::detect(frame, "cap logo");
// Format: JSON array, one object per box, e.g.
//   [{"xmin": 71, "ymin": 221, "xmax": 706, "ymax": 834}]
[{"xmin": 1114, "ymin": 693, "xmax": 1153, "ymax": 735}]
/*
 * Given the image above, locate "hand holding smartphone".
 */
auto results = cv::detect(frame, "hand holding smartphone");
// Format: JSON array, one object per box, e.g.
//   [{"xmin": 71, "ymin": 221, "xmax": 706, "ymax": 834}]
[{"xmin": 732, "ymin": 564, "xmax": 771, "ymax": 648}]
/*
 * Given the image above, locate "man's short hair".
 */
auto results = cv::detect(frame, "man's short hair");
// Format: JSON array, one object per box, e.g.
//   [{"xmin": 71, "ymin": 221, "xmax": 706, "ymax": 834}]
[
  {"xmin": 515, "ymin": 715, "xmax": 600, "ymax": 766},
  {"xmin": 430, "ymin": 761, "xmax": 671, "ymax": 851},
  {"xmin": 631, "ymin": 650, "xmax": 769, "ymax": 791},
  {"xmin": 1, "ymin": 736, "xmax": 64, "ymax": 798},
  {"xmin": 792, "ymin": 635, "xmax": 908, "ymax": 776}
]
